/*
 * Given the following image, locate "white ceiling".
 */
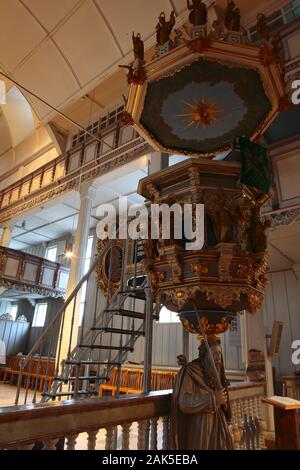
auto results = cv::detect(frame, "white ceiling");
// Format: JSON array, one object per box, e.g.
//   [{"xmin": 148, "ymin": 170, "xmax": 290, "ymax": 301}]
[
  {"xmin": 268, "ymin": 218, "xmax": 300, "ymax": 271},
  {"xmin": 0, "ymin": 0, "xmax": 186, "ymax": 124},
  {"xmin": 0, "ymin": 0, "xmax": 281, "ymax": 127}
]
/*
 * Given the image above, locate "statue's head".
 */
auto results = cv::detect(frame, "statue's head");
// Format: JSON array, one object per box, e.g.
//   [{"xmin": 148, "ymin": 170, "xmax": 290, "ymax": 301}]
[{"xmin": 159, "ymin": 12, "xmax": 166, "ymax": 24}]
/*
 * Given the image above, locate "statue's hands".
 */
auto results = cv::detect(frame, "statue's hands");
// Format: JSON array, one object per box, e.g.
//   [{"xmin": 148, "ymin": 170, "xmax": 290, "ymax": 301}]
[{"xmin": 215, "ymin": 388, "xmax": 228, "ymax": 406}]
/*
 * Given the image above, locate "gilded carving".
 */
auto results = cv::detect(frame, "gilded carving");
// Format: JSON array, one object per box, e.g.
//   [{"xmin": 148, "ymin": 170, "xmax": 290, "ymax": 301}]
[
  {"xmin": 247, "ymin": 291, "xmax": 264, "ymax": 314},
  {"xmin": 0, "ymin": 279, "xmax": 65, "ymax": 299},
  {"xmin": 237, "ymin": 263, "xmax": 255, "ymax": 282},
  {"xmin": 181, "ymin": 315, "xmax": 232, "ymax": 336},
  {"xmin": 186, "ymin": 37, "xmax": 211, "ymax": 54},
  {"xmin": 96, "ymin": 239, "xmax": 124, "ymax": 295},
  {"xmin": 204, "ymin": 286, "xmax": 241, "ymax": 310},
  {"xmin": 191, "ymin": 263, "xmax": 208, "ymax": 275}
]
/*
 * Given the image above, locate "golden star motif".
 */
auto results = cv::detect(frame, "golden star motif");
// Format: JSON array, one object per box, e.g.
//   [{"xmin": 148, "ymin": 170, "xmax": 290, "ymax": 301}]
[{"xmin": 176, "ymin": 97, "xmax": 224, "ymax": 129}]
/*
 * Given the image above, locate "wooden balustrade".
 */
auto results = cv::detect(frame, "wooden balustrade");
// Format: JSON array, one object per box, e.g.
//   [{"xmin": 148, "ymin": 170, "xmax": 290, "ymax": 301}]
[
  {"xmin": 0, "ymin": 124, "xmax": 149, "ymax": 220},
  {"xmin": 0, "ymin": 247, "xmax": 69, "ymax": 296},
  {"xmin": 0, "ymin": 391, "xmax": 171, "ymax": 450},
  {"xmin": 229, "ymin": 382, "xmax": 266, "ymax": 450},
  {"xmin": 0, "ymin": 382, "xmax": 266, "ymax": 450}
]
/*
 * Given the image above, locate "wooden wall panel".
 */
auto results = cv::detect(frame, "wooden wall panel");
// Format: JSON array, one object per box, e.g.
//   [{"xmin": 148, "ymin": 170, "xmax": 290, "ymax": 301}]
[
  {"xmin": 263, "ymin": 270, "xmax": 300, "ymax": 380},
  {"xmin": 0, "ymin": 320, "xmax": 30, "ymax": 356}
]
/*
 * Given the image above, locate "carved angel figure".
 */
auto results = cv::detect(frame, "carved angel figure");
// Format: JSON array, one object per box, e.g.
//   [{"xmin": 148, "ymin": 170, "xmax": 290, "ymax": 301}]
[
  {"xmin": 156, "ymin": 11, "xmax": 176, "ymax": 45},
  {"xmin": 225, "ymin": 0, "xmax": 241, "ymax": 32},
  {"xmin": 256, "ymin": 14, "xmax": 270, "ymax": 42},
  {"xmin": 132, "ymin": 32, "xmax": 144, "ymax": 62},
  {"xmin": 187, "ymin": 0, "xmax": 208, "ymax": 26}
]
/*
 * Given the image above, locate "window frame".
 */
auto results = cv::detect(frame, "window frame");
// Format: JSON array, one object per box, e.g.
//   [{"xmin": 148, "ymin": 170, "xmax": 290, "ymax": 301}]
[
  {"xmin": 32, "ymin": 303, "xmax": 48, "ymax": 328},
  {"xmin": 10, "ymin": 304, "xmax": 18, "ymax": 321},
  {"xmin": 45, "ymin": 245, "xmax": 58, "ymax": 263}
]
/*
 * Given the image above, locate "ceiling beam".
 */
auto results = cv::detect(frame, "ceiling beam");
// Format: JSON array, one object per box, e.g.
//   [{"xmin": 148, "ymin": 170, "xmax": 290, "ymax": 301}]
[
  {"xmin": 13, "ymin": 212, "xmax": 79, "ymax": 240},
  {"xmin": 92, "ymin": 0, "xmax": 125, "ymax": 58}
]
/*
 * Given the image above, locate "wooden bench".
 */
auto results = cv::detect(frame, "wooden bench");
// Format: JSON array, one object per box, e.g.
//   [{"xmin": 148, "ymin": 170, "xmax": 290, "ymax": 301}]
[
  {"xmin": 100, "ymin": 367, "xmax": 177, "ymax": 396},
  {"xmin": 0, "ymin": 356, "xmax": 55, "ymax": 392}
]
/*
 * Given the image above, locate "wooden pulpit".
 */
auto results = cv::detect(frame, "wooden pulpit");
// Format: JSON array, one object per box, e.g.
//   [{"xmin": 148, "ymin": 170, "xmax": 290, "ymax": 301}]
[{"xmin": 263, "ymin": 396, "xmax": 300, "ymax": 450}]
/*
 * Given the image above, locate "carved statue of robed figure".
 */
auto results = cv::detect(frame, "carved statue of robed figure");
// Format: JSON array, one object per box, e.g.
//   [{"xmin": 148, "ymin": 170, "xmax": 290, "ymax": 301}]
[
  {"xmin": 156, "ymin": 11, "xmax": 176, "ymax": 45},
  {"xmin": 170, "ymin": 339, "xmax": 233, "ymax": 450}
]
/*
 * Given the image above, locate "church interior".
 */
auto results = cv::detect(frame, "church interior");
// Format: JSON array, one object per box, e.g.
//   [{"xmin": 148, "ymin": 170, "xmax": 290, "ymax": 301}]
[{"xmin": 0, "ymin": 0, "xmax": 300, "ymax": 452}]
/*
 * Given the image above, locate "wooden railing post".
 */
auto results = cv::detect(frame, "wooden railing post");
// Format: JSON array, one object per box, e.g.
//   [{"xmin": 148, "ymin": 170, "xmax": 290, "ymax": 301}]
[
  {"xmin": 150, "ymin": 417, "xmax": 158, "ymax": 450},
  {"xmin": 162, "ymin": 416, "xmax": 170, "ymax": 450},
  {"xmin": 66, "ymin": 434, "xmax": 78, "ymax": 450},
  {"xmin": 87, "ymin": 431, "xmax": 98, "ymax": 450},
  {"xmin": 105, "ymin": 426, "xmax": 114, "ymax": 450},
  {"xmin": 43, "ymin": 439, "xmax": 59, "ymax": 450},
  {"xmin": 121, "ymin": 423, "xmax": 131, "ymax": 450},
  {"xmin": 137, "ymin": 420, "xmax": 147, "ymax": 450}
]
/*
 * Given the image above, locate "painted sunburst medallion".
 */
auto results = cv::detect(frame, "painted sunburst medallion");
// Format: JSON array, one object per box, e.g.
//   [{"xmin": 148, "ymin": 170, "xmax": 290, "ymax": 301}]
[{"xmin": 176, "ymin": 97, "xmax": 224, "ymax": 129}]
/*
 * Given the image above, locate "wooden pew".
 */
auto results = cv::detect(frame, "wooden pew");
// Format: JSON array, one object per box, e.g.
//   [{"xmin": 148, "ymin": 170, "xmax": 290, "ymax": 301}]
[
  {"xmin": 0, "ymin": 356, "xmax": 55, "ymax": 392},
  {"xmin": 100, "ymin": 367, "xmax": 177, "ymax": 396}
]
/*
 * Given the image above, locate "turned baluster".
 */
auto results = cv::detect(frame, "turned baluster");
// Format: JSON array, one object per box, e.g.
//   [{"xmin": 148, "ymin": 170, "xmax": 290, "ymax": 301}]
[
  {"xmin": 43, "ymin": 438, "xmax": 59, "ymax": 450},
  {"xmin": 66, "ymin": 434, "xmax": 79, "ymax": 450},
  {"xmin": 237, "ymin": 399, "xmax": 245, "ymax": 450},
  {"xmin": 137, "ymin": 420, "xmax": 147, "ymax": 450},
  {"xmin": 121, "ymin": 423, "xmax": 131, "ymax": 450},
  {"xmin": 256, "ymin": 394, "xmax": 262, "ymax": 419},
  {"xmin": 87, "ymin": 430, "xmax": 98, "ymax": 450},
  {"xmin": 162, "ymin": 416, "xmax": 170, "ymax": 450},
  {"xmin": 248, "ymin": 397, "xmax": 254, "ymax": 419},
  {"xmin": 105, "ymin": 426, "xmax": 114, "ymax": 450},
  {"xmin": 150, "ymin": 417, "xmax": 158, "ymax": 450},
  {"xmin": 231, "ymin": 400, "xmax": 237, "ymax": 427}
]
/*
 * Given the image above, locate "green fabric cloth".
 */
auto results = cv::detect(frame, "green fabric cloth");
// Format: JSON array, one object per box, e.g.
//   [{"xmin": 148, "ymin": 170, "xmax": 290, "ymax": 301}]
[{"xmin": 238, "ymin": 137, "xmax": 271, "ymax": 194}]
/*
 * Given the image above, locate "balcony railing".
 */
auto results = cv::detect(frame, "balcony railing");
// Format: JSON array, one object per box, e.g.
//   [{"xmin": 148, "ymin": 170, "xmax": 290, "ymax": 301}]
[
  {"xmin": 0, "ymin": 247, "xmax": 69, "ymax": 298},
  {"xmin": 0, "ymin": 122, "xmax": 149, "ymax": 218},
  {"xmin": 0, "ymin": 382, "xmax": 267, "ymax": 450}
]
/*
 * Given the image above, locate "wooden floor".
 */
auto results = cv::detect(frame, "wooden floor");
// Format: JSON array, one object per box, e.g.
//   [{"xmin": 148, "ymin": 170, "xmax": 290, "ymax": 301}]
[
  {"xmin": 0, "ymin": 384, "xmax": 163, "ymax": 450},
  {"xmin": 0, "ymin": 383, "xmax": 40, "ymax": 407}
]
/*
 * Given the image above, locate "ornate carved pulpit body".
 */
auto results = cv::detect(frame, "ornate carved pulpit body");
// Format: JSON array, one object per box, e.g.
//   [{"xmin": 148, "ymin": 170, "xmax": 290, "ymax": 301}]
[{"xmin": 138, "ymin": 159, "xmax": 269, "ymax": 334}]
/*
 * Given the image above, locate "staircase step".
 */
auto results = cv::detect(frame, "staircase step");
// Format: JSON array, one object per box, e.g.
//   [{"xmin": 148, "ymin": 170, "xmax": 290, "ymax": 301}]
[
  {"xmin": 42, "ymin": 390, "xmax": 92, "ymax": 398},
  {"xmin": 78, "ymin": 344, "xmax": 134, "ymax": 352},
  {"xmin": 104, "ymin": 308, "xmax": 144, "ymax": 319},
  {"xmin": 91, "ymin": 327, "xmax": 145, "ymax": 336},
  {"xmin": 65, "ymin": 360, "xmax": 122, "ymax": 366},
  {"xmin": 53, "ymin": 375, "xmax": 109, "ymax": 382}
]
